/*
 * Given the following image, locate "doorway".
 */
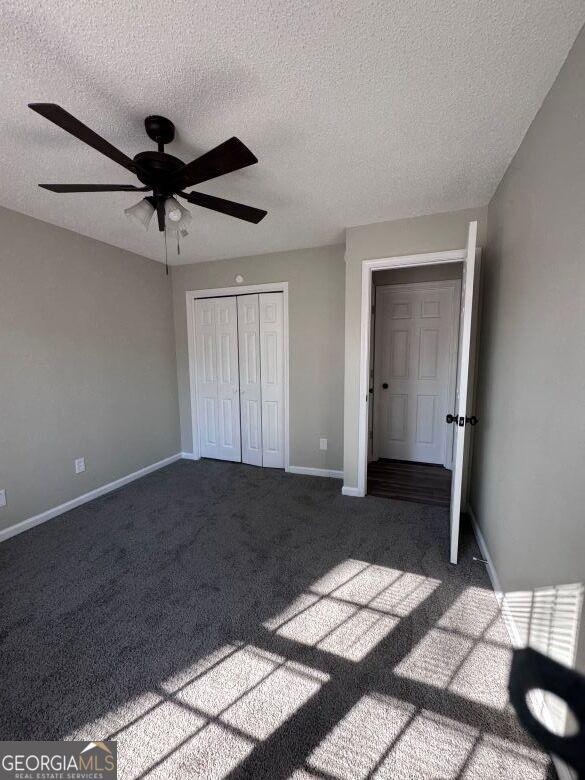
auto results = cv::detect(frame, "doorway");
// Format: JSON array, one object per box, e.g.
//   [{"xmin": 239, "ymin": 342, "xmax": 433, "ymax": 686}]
[
  {"xmin": 186, "ymin": 283, "xmax": 290, "ymax": 470},
  {"xmin": 372, "ymin": 278, "xmax": 461, "ymax": 466},
  {"xmin": 355, "ymin": 222, "xmax": 480, "ymax": 563},
  {"xmin": 368, "ymin": 276, "xmax": 461, "ymax": 506}
]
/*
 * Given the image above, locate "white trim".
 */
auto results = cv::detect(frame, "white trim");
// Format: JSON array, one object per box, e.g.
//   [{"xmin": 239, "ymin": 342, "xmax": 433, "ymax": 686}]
[
  {"xmin": 468, "ymin": 506, "xmax": 573, "ymax": 780},
  {"xmin": 373, "ymin": 279, "xmax": 461, "ymax": 469},
  {"xmin": 365, "ymin": 249, "xmax": 466, "ymax": 272},
  {"xmin": 341, "ymin": 486, "xmax": 363, "ymax": 497},
  {"xmin": 187, "ymin": 282, "xmax": 288, "ymax": 299},
  {"xmin": 181, "ymin": 451, "xmax": 200, "ymax": 460},
  {"xmin": 0, "ymin": 454, "xmax": 182, "ymax": 544},
  {"xmin": 354, "ymin": 248, "xmax": 467, "ymax": 497},
  {"xmin": 468, "ymin": 505, "xmax": 503, "ymax": 599},
  {"xmin": 185, "ymin": 283, "xmax": 290, "ymax": 470},
  {"xmin": 286, "ymin": 466, "xmax": 343, "ymax": 479},
  {"xmin": 185, "ymin": 289, "xmax": 200, "ymax": 460}
]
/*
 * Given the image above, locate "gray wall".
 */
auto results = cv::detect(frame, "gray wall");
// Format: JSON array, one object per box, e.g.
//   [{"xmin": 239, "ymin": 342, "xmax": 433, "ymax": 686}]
[
  {"xmin": 472, "ymin": 26, "xmax": 585, "ymax": 674},
  {"xmin": 172, "ymin": 245, "xmax": 345, "ymax": 471},
  {"xmin": 0, "ymin": 207, "xmax": 180, "ymax": 533},
  {"xmin": 343, "ymin": 207, "xmax": 488, "ymax": 489}
]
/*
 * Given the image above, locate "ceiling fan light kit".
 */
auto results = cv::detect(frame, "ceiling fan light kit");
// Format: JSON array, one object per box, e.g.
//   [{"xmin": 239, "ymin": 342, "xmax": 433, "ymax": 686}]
[
  {"xmin": 165, "ymin": 196, "xmax": 183, "ymax": 222},
  {"xmin": 124, "ymin": 197, "xmax": 155, "ymax": 230},
  {"xmin": 163, "ymin": 196, "xmax": 192, "ymax": 234},
  {"xmin": 29, "ymin": 104, "xmax": 267, "ymax": 268}
]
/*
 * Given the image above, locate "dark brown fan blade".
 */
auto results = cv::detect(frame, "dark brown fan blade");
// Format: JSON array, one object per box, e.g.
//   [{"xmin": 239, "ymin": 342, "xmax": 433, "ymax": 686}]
[
  {"xmin": 179, "ymin": 190, "xmax": 267, "ymax": 223},
  {"xmin": 39, "ymin": 184, "xmax": 150, "ymax": 192},
  {"xmin": 156, "ymin": 198, "xmax": 165, "ymax": 232},
  {"xmin": 170, "ymin": 137, "xmax": 258, "ymax": 189},
  {"xmin": 29, "ymin": 103, "xmax": 137, "ymax": 174}
]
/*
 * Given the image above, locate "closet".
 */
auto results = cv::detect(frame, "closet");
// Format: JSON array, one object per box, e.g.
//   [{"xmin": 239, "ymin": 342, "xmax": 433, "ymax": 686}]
[{"xmin": 194, "ymin": 292, "xmax": 285, "ymax": 468}]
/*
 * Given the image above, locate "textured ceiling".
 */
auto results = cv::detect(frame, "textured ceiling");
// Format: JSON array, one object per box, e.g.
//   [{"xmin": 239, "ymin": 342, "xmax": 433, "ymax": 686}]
[{"xmin": 1, "ymin": 1, "xmax": 583, "ymax": 265}]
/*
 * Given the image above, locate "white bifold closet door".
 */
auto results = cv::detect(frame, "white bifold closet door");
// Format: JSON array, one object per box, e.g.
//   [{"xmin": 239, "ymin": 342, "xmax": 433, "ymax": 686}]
[
  {"xmin": 237, "ymin": 295, "xmax": 263, "ymax": 466},
  {"xmin": 195, "ymin": 292, "xmax": 284, "ymax": 467},
  {"xmin": 259, "ymin": 293, "xmax": 285, "ymax": 468},
  {"xmin": 194, "ymin": 297, "xmax": 242, "ymax": 462},
  {"xmin": 236, "ymin": 292, "xmax": 285, "ymax": 468}
]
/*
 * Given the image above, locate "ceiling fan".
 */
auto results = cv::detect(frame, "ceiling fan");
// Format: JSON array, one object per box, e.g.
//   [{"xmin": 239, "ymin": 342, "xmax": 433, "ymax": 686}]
[{"xmin": 28, "ymin": 104, "xmax": 268, "ymax": 238}]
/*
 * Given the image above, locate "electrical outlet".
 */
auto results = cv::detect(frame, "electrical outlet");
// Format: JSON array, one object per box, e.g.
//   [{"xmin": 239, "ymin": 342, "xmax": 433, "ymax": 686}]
[
  {"xmin": 0, "ymin": 489, "xmax": 6, "ymax": 508},
  {"xmin": 319, "ymin": 438, "xmax": 328, "ymax": 451},
  {"xmin": 74, "ymin": 457, "xmax": 86, "ymax": 474}
]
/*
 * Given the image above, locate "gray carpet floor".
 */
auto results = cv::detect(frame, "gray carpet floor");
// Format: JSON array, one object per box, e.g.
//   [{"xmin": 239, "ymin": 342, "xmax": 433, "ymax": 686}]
[{"xmin": 0, "ymin": 460, "xmax": 555, "ymax": 779}]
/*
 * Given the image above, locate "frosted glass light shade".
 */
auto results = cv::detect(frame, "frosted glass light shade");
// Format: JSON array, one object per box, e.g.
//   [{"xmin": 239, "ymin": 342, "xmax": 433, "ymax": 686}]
[
  {"xmin": 164, "ymin": 198, "xmax": 192, "ymax": 234},
  {"xmin": 164, "ymin": 197, "xmax": 183, "ymax": 222},
  {"xmin": 124, "ymin": 198, "xmax": 155, "ymax": 230}
]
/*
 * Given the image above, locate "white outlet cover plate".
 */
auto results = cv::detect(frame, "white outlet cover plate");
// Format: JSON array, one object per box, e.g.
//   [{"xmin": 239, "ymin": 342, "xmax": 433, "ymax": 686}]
[
  {"xmin": 75, "ymin": 458, "xmax": 86, "ymax": 474},
  {"xmin": 0, "ymin": 489, "xmax": 6, "ymax": 508},
  {"xmin": 319, "ymin": 438, "xmax": 328, "ymax": 451}
]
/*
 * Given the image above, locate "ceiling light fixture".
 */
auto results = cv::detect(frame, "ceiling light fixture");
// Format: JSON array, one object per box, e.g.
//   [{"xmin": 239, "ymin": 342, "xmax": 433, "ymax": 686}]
[
  {"xmin": 165, "ymin": 196, "xmax": 183, "ymax": 222},
  {"xmin": 124, "ymin": 197, "xmax": 155, "ymax": 230},
  {"xmin": 164, "ymin": 197, "xmax": 192, "ymax": 233},
  {"xmin": 30, "ymin": 105, "xmax": 267, "ymax": 273}
]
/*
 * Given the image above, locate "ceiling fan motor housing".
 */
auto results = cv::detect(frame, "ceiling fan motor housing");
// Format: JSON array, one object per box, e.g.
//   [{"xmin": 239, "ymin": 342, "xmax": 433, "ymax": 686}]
[
  {"xmin": 137, "ymin": 116, "xmax": 182, "ymax": 191},
  {"xmin": 133, "ymin": 151, "xmax": 184, "ymax": 189}
]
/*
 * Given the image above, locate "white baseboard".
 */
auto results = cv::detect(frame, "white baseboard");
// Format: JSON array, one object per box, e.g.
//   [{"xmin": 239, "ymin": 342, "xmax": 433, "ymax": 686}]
[
  {"xmin": 0, "ymin": 453, "xmax": 182, "ymax": 544},
  {"xmin": 341, "ymin": 485, "xmax": 364, "ymax": 497},
  {"xmin": 468, "ymin": 505, "xmax": 503, "ymax": 598},
  {"xmin": 286, "ymin": 466, "xmax": 343, "ymax": 479},
  {"xmin": 181, "ymin": 452, "xmax": 200, "ymax": 460},
  {"xmin": 468, "ymin": 506, "xmax": 574, "ymax": 780}
]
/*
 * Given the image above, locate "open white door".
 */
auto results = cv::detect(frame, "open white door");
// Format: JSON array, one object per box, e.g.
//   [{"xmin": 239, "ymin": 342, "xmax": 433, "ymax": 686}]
[{"xmin": 450, "ymin": 221, "xmax": 479, "ymax": 563}]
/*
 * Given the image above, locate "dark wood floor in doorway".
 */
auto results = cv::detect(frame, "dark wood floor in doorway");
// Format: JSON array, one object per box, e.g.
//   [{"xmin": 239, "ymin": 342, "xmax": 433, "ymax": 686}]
[{"xmin": 368, "ymin": 458, "xmax": 452, "ymax": 506}]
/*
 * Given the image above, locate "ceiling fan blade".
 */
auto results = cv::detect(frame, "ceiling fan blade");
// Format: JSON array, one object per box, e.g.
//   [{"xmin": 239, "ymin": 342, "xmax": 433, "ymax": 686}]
[
  {"xmin": 39, "ymin": 184, "xmax": 150, "ymax": 193},
  {"xmin": 29, "ymin": 103, "xmax": 137, "ymax": 174},
  {"xmin": 179, "ymin": 190, "xmax": 267, "ymax": 224},
  {"xmin": 171, "ymin": 137, "xmax": 258, "ymax": 189}
]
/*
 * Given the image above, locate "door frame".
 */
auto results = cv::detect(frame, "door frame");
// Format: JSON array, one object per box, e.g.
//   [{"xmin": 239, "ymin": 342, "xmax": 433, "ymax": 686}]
[
  {"xmin": 185, "ymin": 282, "xmax": 290, "ymax": 468},
  {"xmin": 356, "ymin": 248, "xmax": 470, "ymax": 497},
  {"xmin": 372, "ymin": 279, "xmax": 462, "ymax": 468}
]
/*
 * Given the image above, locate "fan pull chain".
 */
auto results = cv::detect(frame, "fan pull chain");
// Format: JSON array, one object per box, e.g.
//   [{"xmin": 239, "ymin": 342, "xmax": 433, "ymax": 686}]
[
  {"xmin": 177, "ymin": 233, "xmax": 181, "ymax": 255},
  {"xmin": 164, "ymin": 229, "xmax": 168, "ymax": 275}
]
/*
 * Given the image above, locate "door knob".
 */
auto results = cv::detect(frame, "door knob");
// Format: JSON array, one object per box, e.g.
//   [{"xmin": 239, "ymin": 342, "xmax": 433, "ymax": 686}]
[
  {"xmin": 382, "ymin": 383, "xmax": 389, "ymax": 389},
  {"xmin": 446, "ymin": 413, "xmax": 479, "ymax": 426}
]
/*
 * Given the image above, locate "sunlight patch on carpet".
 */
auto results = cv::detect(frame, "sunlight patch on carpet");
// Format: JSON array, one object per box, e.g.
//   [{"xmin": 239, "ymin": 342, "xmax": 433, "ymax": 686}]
[{"xmin": 264, "ymin": 560, "xmax": 440, "ymax": 660}]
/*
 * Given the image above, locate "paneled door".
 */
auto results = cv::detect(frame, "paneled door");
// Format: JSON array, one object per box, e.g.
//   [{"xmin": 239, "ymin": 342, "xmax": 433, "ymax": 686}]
[
  {"xmin": 374, "ymin": 280, "xmax": 460, "ymax": 465},
  {"xmin": 237, "ymin": 295, "xmax": 263, "ymax": 466},
  {"xmin": 259, "ymin": 293, "xmax": 285, "ymax": 468},
  {"xmin": 194, "ymin": 297, "xmax": 242, "ymax": 462}
]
